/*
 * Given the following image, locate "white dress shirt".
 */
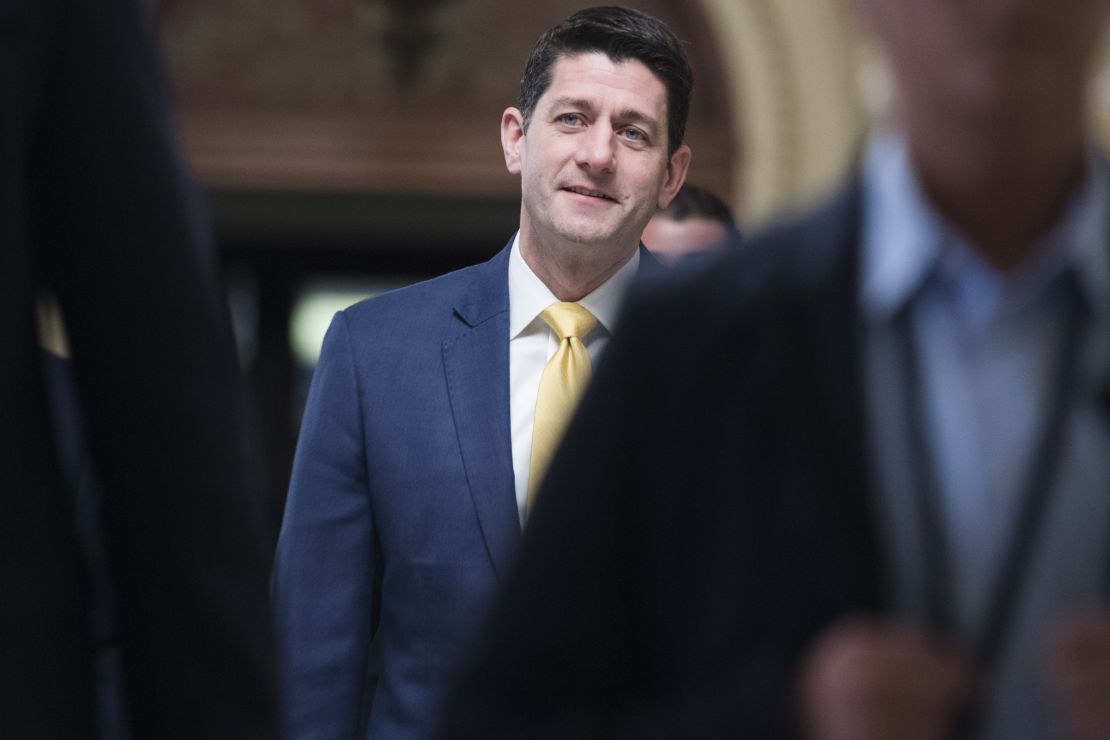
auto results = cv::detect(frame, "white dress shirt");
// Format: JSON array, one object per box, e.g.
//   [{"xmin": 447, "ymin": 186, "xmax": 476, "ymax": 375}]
[{"xmin": 507, "ymin": 233, "xmax": 640, "ymax": 524}]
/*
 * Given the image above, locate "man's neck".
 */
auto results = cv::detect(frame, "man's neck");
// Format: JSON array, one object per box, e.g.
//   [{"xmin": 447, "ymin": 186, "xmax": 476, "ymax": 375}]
[
  {"xmin": 901, "ymin": 95, "xmax": 1089, "ymax": 272},
  {"xmin": 519, "ymin": 236, "xmax": 639, "ymax": 302}
]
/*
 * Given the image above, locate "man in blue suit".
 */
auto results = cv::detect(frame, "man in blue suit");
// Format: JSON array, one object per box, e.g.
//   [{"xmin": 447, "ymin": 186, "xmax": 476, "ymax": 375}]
[{"xmin": 271, "ymin": 7, "xmax": 693, "ymax": 739}]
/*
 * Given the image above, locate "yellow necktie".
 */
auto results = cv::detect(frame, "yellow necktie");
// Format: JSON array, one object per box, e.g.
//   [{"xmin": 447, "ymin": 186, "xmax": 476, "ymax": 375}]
[{"xmin": 527, "ymin": 302, "xmax": 598, "ymax": 513}]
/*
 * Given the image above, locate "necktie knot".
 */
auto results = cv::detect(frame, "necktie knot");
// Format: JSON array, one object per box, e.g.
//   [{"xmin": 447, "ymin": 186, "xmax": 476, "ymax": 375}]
[{"xmin": 540, "ymin": 302, "xmax": 597, "ymax": 341}]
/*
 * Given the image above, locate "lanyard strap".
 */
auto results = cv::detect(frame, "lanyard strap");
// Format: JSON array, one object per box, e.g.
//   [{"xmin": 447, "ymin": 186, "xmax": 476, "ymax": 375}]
[{"xmin": 895, "ymin": 286, "xmax": 1084, "ymax": 736}]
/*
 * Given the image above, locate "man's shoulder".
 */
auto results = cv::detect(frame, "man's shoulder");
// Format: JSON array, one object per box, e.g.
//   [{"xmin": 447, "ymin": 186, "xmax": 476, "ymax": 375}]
[
  {"xmin": 630, "ymin": 180, "xmax": 861, "ymax": 326},
  {"xmin": 341, "ymin": 247, "xmax": 509, "ymax": 330}
]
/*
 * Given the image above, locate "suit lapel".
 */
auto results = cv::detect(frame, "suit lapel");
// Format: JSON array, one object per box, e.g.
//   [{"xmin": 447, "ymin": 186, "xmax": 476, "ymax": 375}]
[
  {"xmin": 635, "ymin": 243, "xmax": 665, "ymax": 277},
  {"xmin": 443, "ymin": 243, "xmax": 520, "ymax": 582}
]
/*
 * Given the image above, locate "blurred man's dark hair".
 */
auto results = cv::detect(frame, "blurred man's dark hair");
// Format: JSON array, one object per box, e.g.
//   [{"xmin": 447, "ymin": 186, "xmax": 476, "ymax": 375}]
[
  {"xmin": 658, "ymin": 183, "xmax": 737, "ymax": 230},
  {"xmin": 642, "ymin": 183, "xmax": 741, "ymax": 263}
]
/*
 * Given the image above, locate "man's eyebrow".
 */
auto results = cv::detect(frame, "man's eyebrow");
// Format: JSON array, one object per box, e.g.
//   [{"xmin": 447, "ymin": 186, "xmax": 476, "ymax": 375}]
[
  {"xmin": 617, "ymin": 109, "xmax": 661, "ymax": 135},
  {"xmin": 549, "ymin": 96, "xmax": 598, "ymax": 113}
]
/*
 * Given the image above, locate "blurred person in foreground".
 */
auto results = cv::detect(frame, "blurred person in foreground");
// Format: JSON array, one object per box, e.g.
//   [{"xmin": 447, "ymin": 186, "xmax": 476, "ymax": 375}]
[
  {"xmin": 5, "ymin": 0, "xmax": 279, "ymax": 737},
  {"xmin": 271, "ymin": 6, "xmax": 691, "ymax": 739},
  {"xmin": 641, "ymin": 182, "xmax": 741, "ymax": 263},
  {"xmin": 442, "ymin": 0, "xmax": 1110, "ymax": 738},
  {"xmin": 42, "ymin": 343, "xmax": 128, "ymax": 739}
]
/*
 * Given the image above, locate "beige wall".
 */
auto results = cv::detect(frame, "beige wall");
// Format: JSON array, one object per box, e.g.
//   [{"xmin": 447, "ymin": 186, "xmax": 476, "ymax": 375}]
[
  {"xmin": 705, "ymin": 0, "xmax": 1110, "ymax": 229},
  {"xmin": 700, "ymin": 0, "xmax": 869, "ymax": 227}
]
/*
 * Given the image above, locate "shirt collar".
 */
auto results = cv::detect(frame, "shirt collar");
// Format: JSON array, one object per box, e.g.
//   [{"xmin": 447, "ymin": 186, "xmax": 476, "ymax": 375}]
[
  {"xmin": 507, "ymin": 232, "xmax": 641, "ymax": 339},
  {"xmin": 859, "ymin": 132, "xmax": 1110, "ymax": 328}
]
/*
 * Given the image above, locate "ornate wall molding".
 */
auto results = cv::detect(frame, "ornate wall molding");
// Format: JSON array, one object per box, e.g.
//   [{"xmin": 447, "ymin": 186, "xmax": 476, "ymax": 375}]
[{"xmin": 164, "ymin": 0, "xmax": 738, "ymax": 201}]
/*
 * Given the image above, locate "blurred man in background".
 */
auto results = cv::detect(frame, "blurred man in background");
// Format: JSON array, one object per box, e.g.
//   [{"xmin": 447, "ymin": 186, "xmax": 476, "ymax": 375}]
[{"xmin": 641, "ymin": 182, "xmax": 740, "ymax": 263}]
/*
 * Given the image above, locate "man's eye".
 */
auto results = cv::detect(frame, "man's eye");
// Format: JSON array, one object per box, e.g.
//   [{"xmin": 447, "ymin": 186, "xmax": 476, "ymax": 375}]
[
  {"xmin": 622, "ymin": 128, "xmax": 645, "ymax": 142},
  {"xmin": 559, "ymin": 114, "xmax": 582, "ymax": 126}
]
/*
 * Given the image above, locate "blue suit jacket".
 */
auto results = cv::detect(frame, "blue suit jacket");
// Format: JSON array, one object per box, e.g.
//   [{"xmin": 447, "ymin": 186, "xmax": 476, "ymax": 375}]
[{"xmin": 275, "ymin": 241, "xmax": 658, "ymax": 738}]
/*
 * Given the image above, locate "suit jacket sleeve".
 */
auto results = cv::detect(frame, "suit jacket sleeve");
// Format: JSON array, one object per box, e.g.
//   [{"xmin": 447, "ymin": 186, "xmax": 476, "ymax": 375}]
[
  {"xmin": 28, "ymin": 0, "xmax": 279, "ymax": 736},
  {"xmin": 274, "ymin": 312, "xmax": 381, "ymax": 740}
]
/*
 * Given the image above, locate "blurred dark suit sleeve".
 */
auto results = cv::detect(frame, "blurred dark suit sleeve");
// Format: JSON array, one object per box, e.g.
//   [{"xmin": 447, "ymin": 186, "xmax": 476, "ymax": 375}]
[
  {"xmin": 0, "ymin": 0, "xmax": 279, "ymax": 737},
  {"xmin": 439, "ymin": 187, "xmax": 882, "ymax": 739},
  {"xmin": 438, "ymin": 269, "xmax": 792, "ymax": 739}
]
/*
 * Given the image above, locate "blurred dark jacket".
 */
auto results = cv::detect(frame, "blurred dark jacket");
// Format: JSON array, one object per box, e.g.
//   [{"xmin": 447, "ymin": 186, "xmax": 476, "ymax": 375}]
[
  {"xmin": 43, "ymin": 351, "xmax": 128, "ymax": 740},
  {"xmin": 2, "ymin": 0, "xmax": 279, "ymax": 736},
  {"xmin": 440, "ymin": 183, "xmax": 882, "ymax": 739}
]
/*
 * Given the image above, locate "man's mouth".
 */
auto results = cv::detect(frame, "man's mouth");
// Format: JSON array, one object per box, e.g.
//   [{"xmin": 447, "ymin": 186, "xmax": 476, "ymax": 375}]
[{"xmin": 563, "ymin": 186, "xmax": 617, "ymax": 202}]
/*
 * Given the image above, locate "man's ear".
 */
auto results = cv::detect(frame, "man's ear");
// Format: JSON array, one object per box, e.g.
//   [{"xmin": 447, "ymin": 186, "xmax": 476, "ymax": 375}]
[
  {"xmin": 657, "ymin": 143, "xmax": 692, "ymax": 209},
  {"xmin": 501, "ymin": 107, "xmax": 526, "ymax": 175}
]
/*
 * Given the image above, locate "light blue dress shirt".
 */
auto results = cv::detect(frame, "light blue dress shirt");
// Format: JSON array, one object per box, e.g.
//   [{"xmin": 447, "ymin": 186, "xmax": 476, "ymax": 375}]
[{"xmin": 860, "ymin": 132, "xmax": 1110, "ymax": 739}]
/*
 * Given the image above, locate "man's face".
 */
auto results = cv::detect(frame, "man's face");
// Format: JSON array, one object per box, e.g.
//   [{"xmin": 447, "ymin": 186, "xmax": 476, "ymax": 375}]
[
  {"xmin": 501, "ymin": 52, "xmax": 690, "ymax": 262},
  {"xmin": 859, "ymin": 0, "xmax": 1110, "ymax": 108}
]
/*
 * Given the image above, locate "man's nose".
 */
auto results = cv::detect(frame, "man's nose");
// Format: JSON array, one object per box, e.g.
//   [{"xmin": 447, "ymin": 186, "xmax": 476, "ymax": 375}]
[{"xmin": 574, "ymin": 124, "xmax": 616, "ymax": 173}]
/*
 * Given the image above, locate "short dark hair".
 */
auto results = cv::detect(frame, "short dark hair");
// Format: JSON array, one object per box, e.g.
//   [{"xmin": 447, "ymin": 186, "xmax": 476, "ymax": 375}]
[
  {"xmin": 518, "ymin": 6, "xmax": 693, "ymax": 156},
  {"xmin": 658, "ymin": 183, "xmax": 736, "ymax": 230}
]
